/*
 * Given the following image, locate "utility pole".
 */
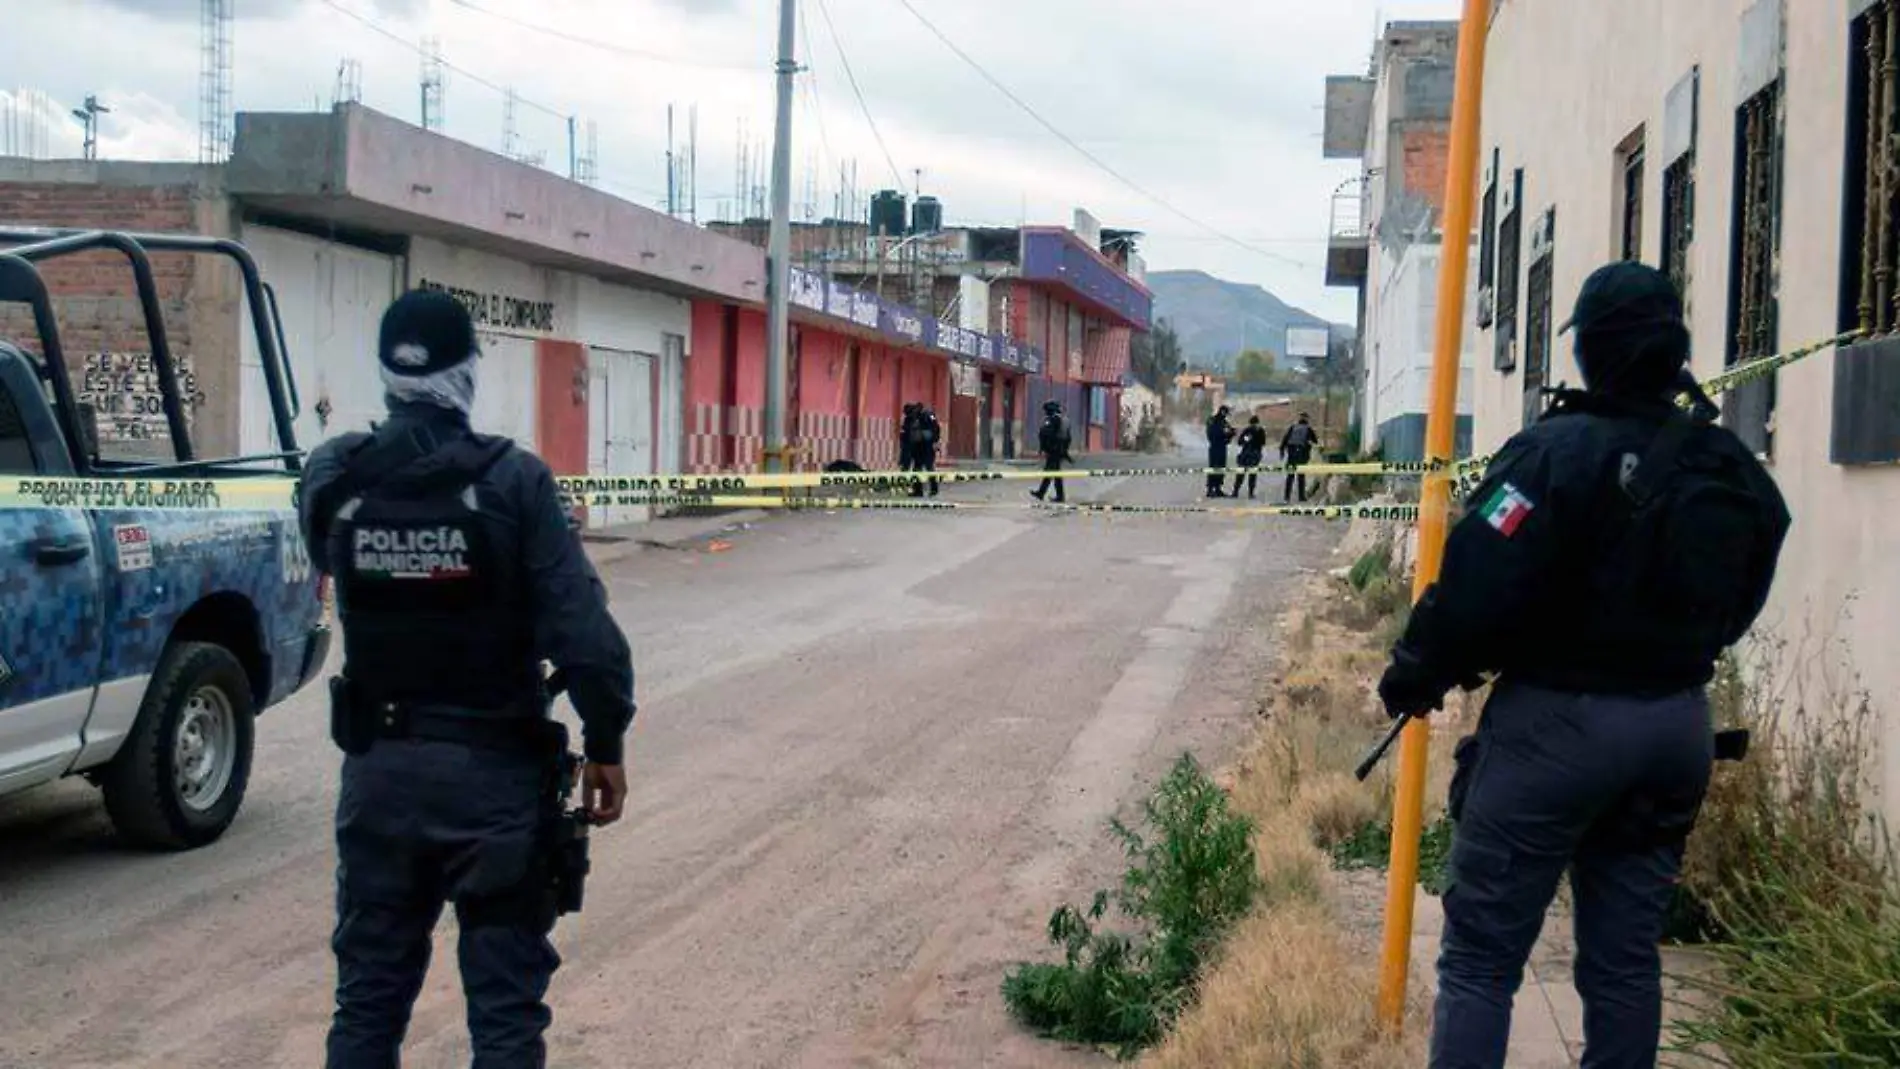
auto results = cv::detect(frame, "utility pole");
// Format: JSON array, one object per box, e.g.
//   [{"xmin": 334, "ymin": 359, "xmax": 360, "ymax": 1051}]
[
  {"xmin": 763, "ymin": 0, "xmax": 798, "ymax": 473},
  {"xmin": 72, "ymin": 95, "xmax": 109, "ymax": 161}
]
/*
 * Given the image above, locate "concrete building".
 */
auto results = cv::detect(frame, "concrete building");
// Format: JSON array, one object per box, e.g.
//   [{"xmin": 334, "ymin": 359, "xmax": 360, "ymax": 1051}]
[
  {"xmin": 709, "ymin": 206, "xmax": 1151, "ymax": 459},
  {"xmin": 0, "ymin": 104, "xmax": 758, "ymax": 526},
  {"xmin": 1325, "ymin": 20, "xmax": 1476, "ymax": 461},
  {"xmin": 0, "ymin": 103, "xmax": 1039, "ymax": 507},
  {"xmin": 1473, "ymin": 0, "xmax": 1900, "ymax": 820}
]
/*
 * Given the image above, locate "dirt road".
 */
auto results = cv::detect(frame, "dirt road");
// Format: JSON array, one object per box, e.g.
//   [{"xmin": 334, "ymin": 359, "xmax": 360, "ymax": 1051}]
[{"xmin": 0, "ymin": 461, "xmax": 1333, "ymax": 1068}]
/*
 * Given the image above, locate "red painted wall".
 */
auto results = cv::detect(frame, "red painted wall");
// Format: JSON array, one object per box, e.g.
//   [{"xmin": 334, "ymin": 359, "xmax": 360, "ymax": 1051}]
[
  {"xmin": 684, "ymin": 300, "xmax": 954, "ymax": 472},
  {"xmin": 535, "ymin": 339, "xmax": 589, "ymax": 477}
]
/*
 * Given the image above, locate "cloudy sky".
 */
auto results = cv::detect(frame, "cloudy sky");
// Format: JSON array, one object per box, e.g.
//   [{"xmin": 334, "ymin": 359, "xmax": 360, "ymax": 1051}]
[{"xmin": 3, "ymin": 0, "xmax": 1461, "ymax": 321}]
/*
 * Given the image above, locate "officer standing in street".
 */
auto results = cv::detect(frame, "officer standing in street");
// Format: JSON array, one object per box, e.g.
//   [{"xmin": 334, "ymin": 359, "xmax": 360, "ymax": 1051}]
[
  {"xmin": 1279, "ymin": 412, "xmax": 1321, "ymax": 502},
  {"xmin": 910, "ymin": 403, "xmax": 942, "ymax": 498},
  {"xmin": 1230, "ymin": 415, "xmax": 1269, "ymax": 499},
  {"xmin": 1030, "ymin": 399, "xmax": 1073, "ymax": 503},
  {"xmin": 899, "ymin": 403, "xmax": 921, "ymax": 476},
  {"xmin": 1205, "ymin": 405, "xmax": 1236, "ymax": 497},
  {"xmin": 301, "ymin": 290, "xmax": 636, "ymax": 1069},
  {"xmin": 1377, "ymin": 262, "xmax": 1789, "ymax": 1069}
]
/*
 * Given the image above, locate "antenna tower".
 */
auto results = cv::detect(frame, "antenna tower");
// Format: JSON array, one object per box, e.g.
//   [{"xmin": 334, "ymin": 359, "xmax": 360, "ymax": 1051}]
[
  {"xmin": 420, "ymin": 36, "xmax": 446, "ymax": 131},
  {"xmin": 577, "ymin": 120, "xmax": 598, "ymax": 186},
  {"xmin": 333, "ymin": 59, "xmax": 363, "ymax": 108},
  {"xmin": 198, "ymin": 0, "xmax": 233, "ymax": 163},
  {"xmin": 687, "ymin": 105, "xmax": 698, "ymax": 223}
]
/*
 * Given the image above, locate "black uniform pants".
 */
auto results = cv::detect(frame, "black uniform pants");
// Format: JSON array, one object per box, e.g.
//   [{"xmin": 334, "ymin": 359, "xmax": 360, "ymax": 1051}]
[
  {"xmin": 1206, "ymin": 448, "xmax": 1228, "ymax": 495},
  {"xmin": 1431, "ymin": 683, "xmax": 1712, "ymax": 1069},
  {"xmin": 909, "ymin": 447, "xmax": 939, "ymax": 497},
  {"xmin": 1283, "ymin": 451, "xmax": 1312, "ymax": 501},
  {"xmin": 327, "ymin": 738, "xmax": 558, "ymax": 1069},
  {"xmin": 1230, "ymin": 456, "xmax": 1262, "ymax": 498},
  {"xmin": 1033, "ymin": 454, "xmax": 1066, "ymax": 502}
]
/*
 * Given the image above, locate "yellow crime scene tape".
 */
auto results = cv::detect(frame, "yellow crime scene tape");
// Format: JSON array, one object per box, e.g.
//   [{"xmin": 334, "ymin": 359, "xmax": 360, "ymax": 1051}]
[{"xmin": 0, "ymin": 331, "xmax": 1862, "ymax": 515}]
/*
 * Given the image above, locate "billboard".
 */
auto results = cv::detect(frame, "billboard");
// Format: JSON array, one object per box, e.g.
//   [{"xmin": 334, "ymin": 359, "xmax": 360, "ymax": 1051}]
[{"xmin": 1286, "ymin": 326, "xmax": 1332, "ymax": 361}]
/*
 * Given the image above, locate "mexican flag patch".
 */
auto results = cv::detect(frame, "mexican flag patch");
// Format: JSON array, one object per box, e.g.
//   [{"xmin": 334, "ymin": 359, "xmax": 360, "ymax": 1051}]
[{"xmin": 1480, "ymin": 483, "xmax": 1535, "ymax": 537}]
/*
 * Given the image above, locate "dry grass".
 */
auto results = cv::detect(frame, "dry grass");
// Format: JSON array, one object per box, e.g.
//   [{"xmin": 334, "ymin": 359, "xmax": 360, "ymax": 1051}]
[
  {"xmin": 1142, "ymin": 567, "xmax": 1455, "ymax": 1067},
  {"xmin": 1144, "ymin": 899, "xmax": 1426, "ymax": 1069}
]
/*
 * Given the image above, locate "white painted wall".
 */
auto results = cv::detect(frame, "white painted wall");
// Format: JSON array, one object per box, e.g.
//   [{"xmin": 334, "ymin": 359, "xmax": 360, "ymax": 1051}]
[
  {"xmin": 238, "ymin": 225, "xmax": 400, "ymax": 457},
  {"xmin": 1478, "ymin": 0, "xmax": 1900, "ymax": 822},
  {"xmin": 246, "ymin": 229, "xmax": 691, "ymax": 525},
  {"xmin": 1363, "ymin": 240, "xmax": 1477, "ymax": 450}
]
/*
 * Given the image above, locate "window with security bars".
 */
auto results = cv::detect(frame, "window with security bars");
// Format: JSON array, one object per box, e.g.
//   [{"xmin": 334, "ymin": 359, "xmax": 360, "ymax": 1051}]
[
  {"xmin": 1844, "ymin": 2, "xmax": 1900, "ymax": 336},
  {"xmin": 1833, "ymin": 1, "xmax": 1900, "ymax": 464},
  {"xmin": 1477, "ymin": 149, "xmax": 1499, "ymax": 328},
  {"xmin": 1494, "ymin": 168, "xmax": 1524, "ymax": 372},
  {"xmin": 1618, "ymin": 130, "xmax": 1646, "ymax": 262},
  {"xmin": 1725, "ymin": 79, "xmax": 1784, "ymax": 456},
  {"xmin": 1523, "ymin": 209, "xmax": 1556, "ymax": 429},
  {"xmin": 1662, "ymin": 155, "xmax": 1696, "ymax": 297}
]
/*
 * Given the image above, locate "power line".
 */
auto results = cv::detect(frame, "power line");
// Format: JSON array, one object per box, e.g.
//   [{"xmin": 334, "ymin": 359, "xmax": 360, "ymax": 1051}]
[
  {"xmin": 796, "ymin": 0, "xmax": 837, "ymax": 175},
  {"xmin": 887, "ymin": 0, "xmax": 1308, "ymax": 269},
  {"xmin": 317, "ymin": 0, "xmax": 566, "ymax": 120},
  {"xmin": 443, "ymin": 0, "xmax": 759, "ymax": 71},
  {"xmin": 812, "ymin": 0, "xmax": 906, "ymax": 190}
]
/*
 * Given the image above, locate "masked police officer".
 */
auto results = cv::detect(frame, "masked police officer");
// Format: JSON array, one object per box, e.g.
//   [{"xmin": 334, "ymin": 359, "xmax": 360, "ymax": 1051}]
[
  {"xmin": 1378, "ymin": 262, "xmax": 1789, "ymax": 1069},
  {"xmin": 301, "ymin": 290, "xmax": 636, "ymax": 1069}
]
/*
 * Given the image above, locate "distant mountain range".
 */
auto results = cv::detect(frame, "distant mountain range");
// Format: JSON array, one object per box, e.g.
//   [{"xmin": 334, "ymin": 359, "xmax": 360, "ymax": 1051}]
[{"xmin": 1147, "ymin": 270, "xmax": 1352, "ymax": 372}]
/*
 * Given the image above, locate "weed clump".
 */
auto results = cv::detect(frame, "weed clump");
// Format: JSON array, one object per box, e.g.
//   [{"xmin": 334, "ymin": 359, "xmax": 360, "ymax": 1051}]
[
  {"xmin": 1002, "ymin": 754, "xmax": 1259, "ymax": 1057},
  {"xmin": 1665, "ymin": 641, "xmax": 1900, "ymax": 1064}
]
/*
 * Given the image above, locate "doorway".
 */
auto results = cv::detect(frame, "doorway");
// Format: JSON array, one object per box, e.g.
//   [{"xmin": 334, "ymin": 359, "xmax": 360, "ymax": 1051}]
[
  {"xmin": 586, "ymin": 347, "xmax": 654, "ymax": 529},
  {"xmin": 1002, "ymin": 378, "xmax": 1017, "ymax": 458},
  {"xmin": 979, "ymin": 373, "xmax": 996, "ymax": 459}
]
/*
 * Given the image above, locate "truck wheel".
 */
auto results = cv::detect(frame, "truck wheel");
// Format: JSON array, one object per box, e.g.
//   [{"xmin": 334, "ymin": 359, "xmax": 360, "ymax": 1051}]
[{"xmin": 102, "ymin": 641, "xmax": 257, "ymax": 850}]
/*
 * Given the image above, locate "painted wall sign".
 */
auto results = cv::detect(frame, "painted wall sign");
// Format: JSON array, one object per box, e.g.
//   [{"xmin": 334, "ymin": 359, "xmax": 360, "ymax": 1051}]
[
  {"xmin": 416, "ymin": 277, "xmax": 557, "ymax": 334},
  {"xmin": 78, "ymin": 352, "xmax": 207, "ymax": 443},
  {"xmin": 788, "ymin": 267, "xmax": 1045, "ymax": 375}
]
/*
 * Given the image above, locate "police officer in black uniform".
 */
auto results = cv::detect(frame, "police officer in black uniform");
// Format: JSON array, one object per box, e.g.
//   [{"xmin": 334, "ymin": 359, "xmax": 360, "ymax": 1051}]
[
  {"xmin": 898, "ymin": 403, "xmax": 920, "ymax": 474},
  {"xmin": 1279, "ymin": 412, "xmax": 1321, "ymax": 502},
  {"xmin": 1230, "ymin": 415, "xmax": 1269, "ymax": 499},
  {"xmin": 910, "ymin": 404, "xmax": 942, "ymax": 498},
  {"xmin": 1030, "ymin": 400, "xmax": 1073, "ymax": 503},
  {"xmin": 302, "ymin": 290, "xmax": 636, "ymax": 1069},
  {"xmin": 1377, "ymin": 263, "xmax": 1788, "ymax": 1069},
  {"xmin": 1205, "ymin": 405, "xmax": 1236, "ymax": 497}
]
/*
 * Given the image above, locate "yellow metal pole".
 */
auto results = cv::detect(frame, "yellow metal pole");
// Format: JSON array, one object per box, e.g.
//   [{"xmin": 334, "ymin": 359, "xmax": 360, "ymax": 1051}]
[{"xmin": 1377, "ymin": 0, "xmax": 1491, "ymax": 1032}]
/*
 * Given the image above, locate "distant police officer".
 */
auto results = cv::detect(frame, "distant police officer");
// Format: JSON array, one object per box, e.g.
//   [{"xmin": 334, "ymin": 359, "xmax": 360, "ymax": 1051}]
[
  {"xmin": 1205, "ymin": 405, "xmax": 1236, "ymax": 497},
  {"xmin": 1378, "ymin": 262, "xmax": 1788, "ymax": 1069},
  {"xmin": 910, "ymin": 404, "xmax": 942, "ymax": 498},
  {"xmin": 899, "ymin": 403, "xmax": 921, "ymax": 474},
  {"xmin": 1030, "ymin": 400, "xmax": 1073, "ymax": 503},
  {"xmin": 1279, "ymin": 412, "xmax": 1321, "ymax": 502},
  {"xmin": 302, "ymin": 290, "xmax": 636, "ymax": 1069},
  {"xmin": 1230, "ymin": 415, "xmax": 1269, "ymax": 499}
]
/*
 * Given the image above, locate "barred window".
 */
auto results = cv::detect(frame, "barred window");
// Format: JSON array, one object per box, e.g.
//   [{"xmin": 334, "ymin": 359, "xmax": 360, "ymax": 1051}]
[
  {"xmin": 1616, "ymin": 128, "xmax": 1646, "ymax": 262},
  {"xmin": 1833, "ymin": 1, "xmax": 1900, "ymax": 465},
  {"xmin": 1725, "ymin": 79, "xmax": 1784, "ymax": 456},
  {"xmin": 1523, "ymin": 207, "xmax": 1556, "ymax": 429},
  {"xmin": 1477, "ymin": 149, "xmax": 1499, "ymax": 328},
  {"xmin": 1844, "ymin": 2, "xmax": 1898, "ymax": 335},
  {"xmin": 1494, "ymin": 168, "xmax": 1524, "ymax": 372}
]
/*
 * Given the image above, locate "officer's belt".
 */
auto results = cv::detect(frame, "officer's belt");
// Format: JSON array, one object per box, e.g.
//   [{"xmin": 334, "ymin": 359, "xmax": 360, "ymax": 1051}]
[{"xmin": 367, "ymin": 698, "xmax": 547, "ymax": 752}]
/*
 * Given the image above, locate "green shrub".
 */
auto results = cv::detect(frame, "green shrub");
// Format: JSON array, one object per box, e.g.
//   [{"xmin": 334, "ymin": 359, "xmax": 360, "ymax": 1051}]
[
  {"xmin": 1003, "ymin": 754, "xmax": 1260, "ymax": 1057},
  {"xmin": 1328, "ymin": 815, "xmax": 1455, "ymax": 897}
]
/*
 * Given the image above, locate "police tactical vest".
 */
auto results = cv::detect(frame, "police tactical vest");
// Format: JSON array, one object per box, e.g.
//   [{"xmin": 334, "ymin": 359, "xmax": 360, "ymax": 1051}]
[{"xmin": 329, "ymin": 433, "xmax": 539, "ymax": 711}]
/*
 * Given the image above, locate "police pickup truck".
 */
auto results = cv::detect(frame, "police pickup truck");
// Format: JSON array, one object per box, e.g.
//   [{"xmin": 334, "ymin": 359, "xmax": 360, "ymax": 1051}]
[{"xmin": 0, "ymin": 229, "xmax": 327, "ymax": 849}]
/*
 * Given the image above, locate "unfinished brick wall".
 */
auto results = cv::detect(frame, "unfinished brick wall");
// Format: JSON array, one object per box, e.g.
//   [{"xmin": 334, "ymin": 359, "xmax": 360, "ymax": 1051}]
[
  {"xmin": 1402, "ymin": 126, "xmax": 1453, "ymax": 220},
  {"xmin": 0, "ymin": 173, "xmax": 242, "ymax": 460}
]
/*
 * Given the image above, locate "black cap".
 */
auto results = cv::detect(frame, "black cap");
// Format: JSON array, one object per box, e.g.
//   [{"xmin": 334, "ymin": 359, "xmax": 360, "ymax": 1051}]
[
  {"xmin": 1044, "ymin": 400, "xmax": 1061, "ymax": 412},
  {"xmin": 1559, "ymin": 261, "xmax": 1682, "ymax": 336},
  {"xmin": 379, "ymin": 290, "xmax": 480, "ymax": 377}
]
